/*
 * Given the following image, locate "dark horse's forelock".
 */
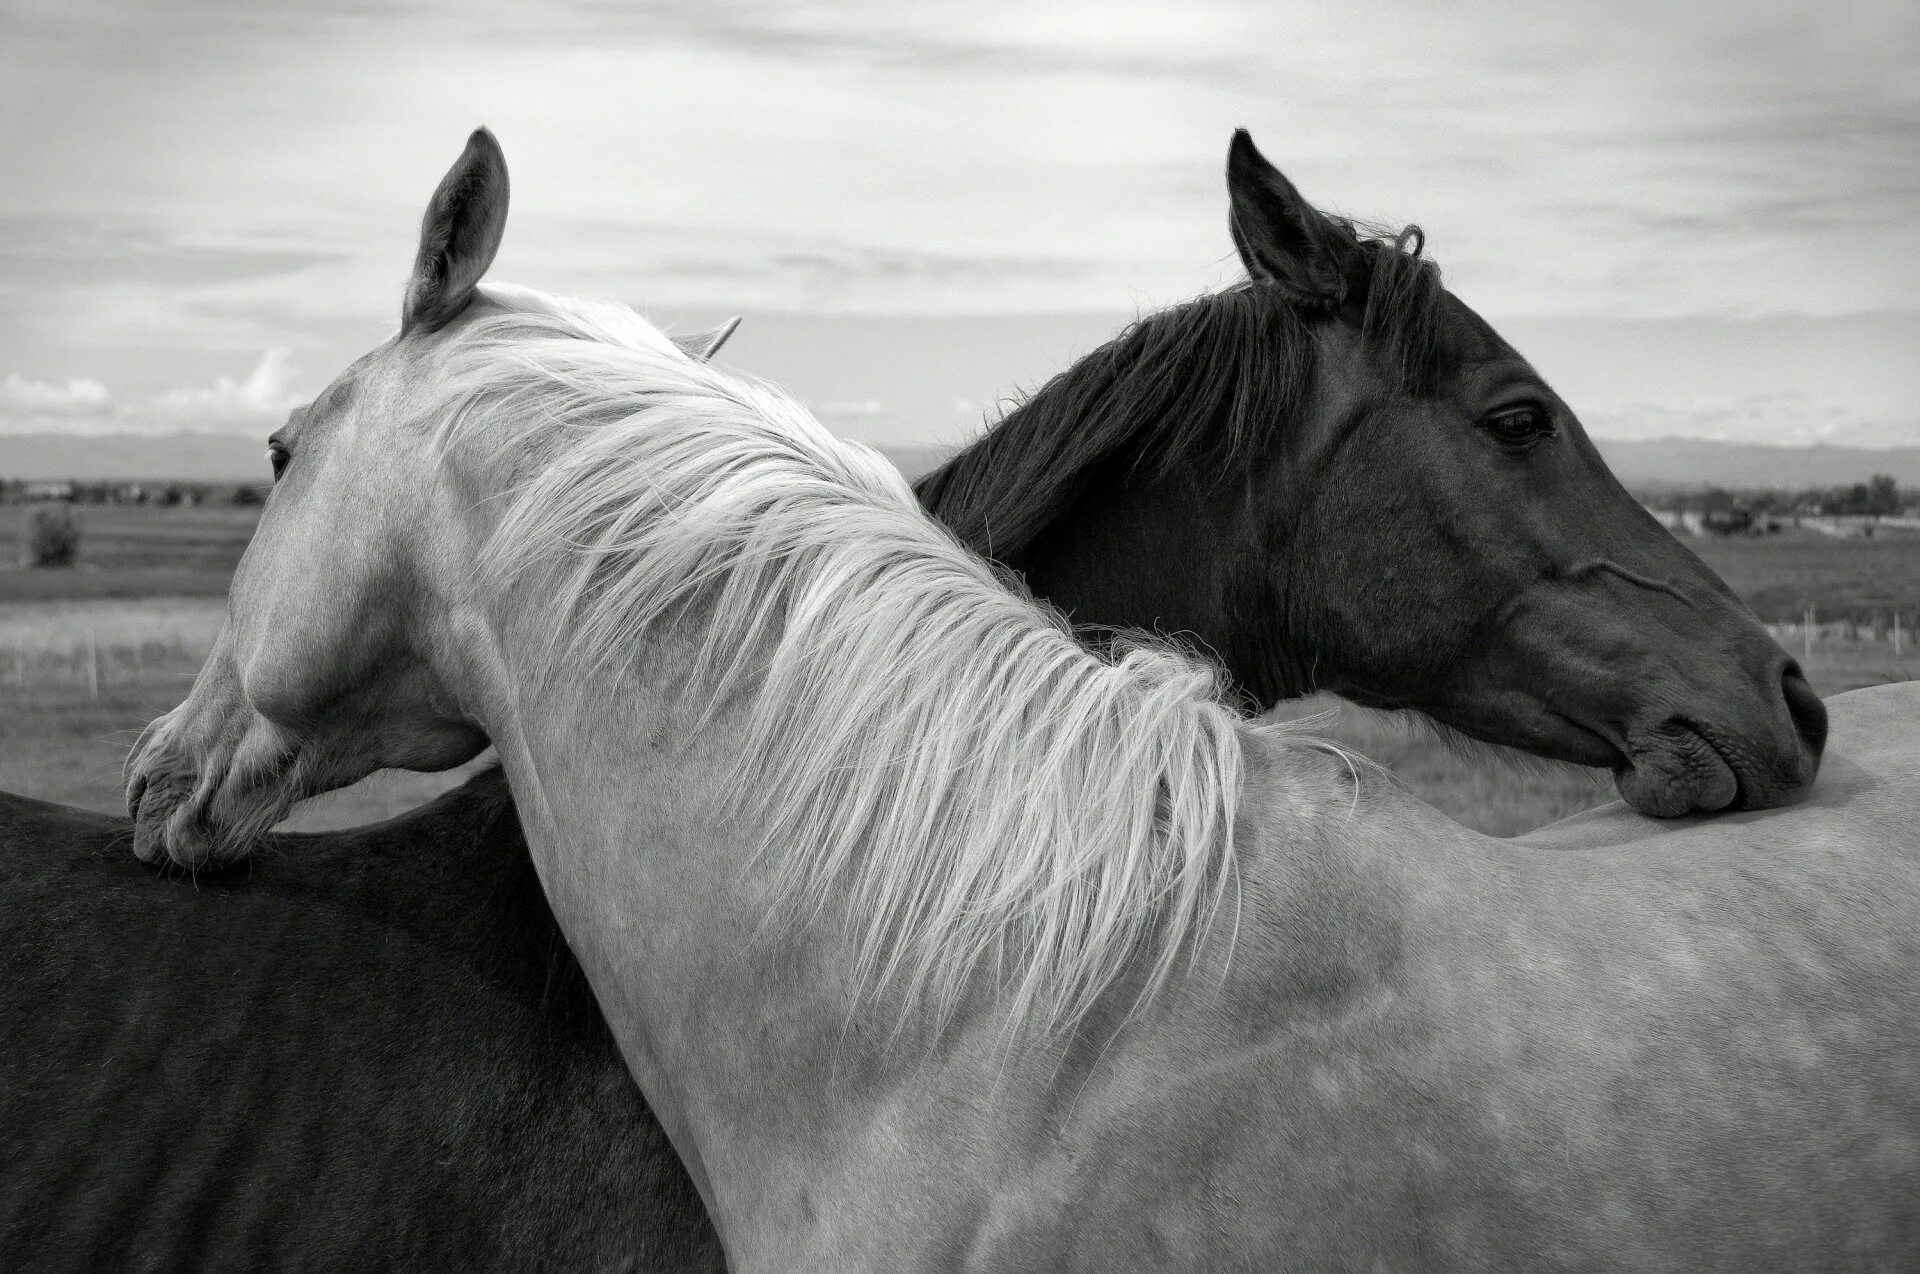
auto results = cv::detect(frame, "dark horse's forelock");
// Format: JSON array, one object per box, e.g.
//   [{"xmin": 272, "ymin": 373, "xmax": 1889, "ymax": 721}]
[
  {"xmin": 1355, "ymin": 227, "xmax": 1447, "ymax": 394},
  {"xmin": 916, "ymin": 226, "xmax": 1444, "ymax": 560}
]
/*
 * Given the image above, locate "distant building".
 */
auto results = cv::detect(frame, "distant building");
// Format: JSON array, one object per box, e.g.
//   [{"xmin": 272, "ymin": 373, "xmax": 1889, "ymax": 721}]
[
  {"xmin": 1702, "ymin": 507, "xmax": 1753, "ymax": 535},
  {"xmin": 1644, "ymin": 505, "xmax": 1704, "ymax": 536}
]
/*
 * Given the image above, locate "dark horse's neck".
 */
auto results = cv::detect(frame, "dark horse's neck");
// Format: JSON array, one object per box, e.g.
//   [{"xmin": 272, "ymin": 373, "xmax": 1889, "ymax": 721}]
[{"xmin": 914, "ymin": 284, "xmax": 1320, "ymax": 707}]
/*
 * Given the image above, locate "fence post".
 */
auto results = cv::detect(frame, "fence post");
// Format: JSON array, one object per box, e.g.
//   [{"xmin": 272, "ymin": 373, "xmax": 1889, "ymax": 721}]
[
  {"xmin": 1897, "ymin": 610, "xmax": 1906, "ymax": 656},
  {"xmin": 1803, "ymin": 605, "xmax": 1815, "ymax": 663},
  {"xmin": 87, "ymin": 627, "xmax": 99, "ymax": 701}
]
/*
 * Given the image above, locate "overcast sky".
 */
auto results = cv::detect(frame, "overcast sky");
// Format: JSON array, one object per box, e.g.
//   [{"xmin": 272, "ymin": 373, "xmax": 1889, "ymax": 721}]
[{"xmin": 2, "ymin": 0, "xmax": 1916, "ymax": 448}]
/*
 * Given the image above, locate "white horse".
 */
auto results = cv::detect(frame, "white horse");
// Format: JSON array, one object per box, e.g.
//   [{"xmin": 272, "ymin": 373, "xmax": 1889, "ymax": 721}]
[{"xmin": 130, "ymin": 130, "xmax": 1920, "ymax": 1269}]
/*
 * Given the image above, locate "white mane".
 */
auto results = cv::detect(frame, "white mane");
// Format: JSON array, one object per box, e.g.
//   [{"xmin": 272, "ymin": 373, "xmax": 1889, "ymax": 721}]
[{"xmin": 440, "ymin": 283, "xmax": 1289, "ymax": 1036}]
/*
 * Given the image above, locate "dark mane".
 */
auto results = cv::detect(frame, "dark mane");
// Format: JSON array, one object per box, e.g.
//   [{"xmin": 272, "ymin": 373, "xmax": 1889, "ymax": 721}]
[{"xmin": 915, "ymin": 227, "xmax": 1443, "ymax": 560}]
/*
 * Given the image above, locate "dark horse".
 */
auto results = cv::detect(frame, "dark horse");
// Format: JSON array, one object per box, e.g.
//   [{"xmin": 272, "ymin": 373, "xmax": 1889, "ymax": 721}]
[{"xmin": 2, "ymin": 132, "xmax": 1819, "ymax": 1270}]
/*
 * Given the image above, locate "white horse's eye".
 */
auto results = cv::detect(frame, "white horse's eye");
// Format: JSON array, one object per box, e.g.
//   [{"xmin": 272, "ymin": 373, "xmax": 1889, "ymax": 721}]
[{"xmin": 266, "ymin": 441, "xmax": 291, "ymax": 481}]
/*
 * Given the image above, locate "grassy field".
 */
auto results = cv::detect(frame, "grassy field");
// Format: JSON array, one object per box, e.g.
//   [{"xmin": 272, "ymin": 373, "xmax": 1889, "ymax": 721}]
[
  {"xmin": 0, "ymin": 596, "xmax": 492, "ymax": 831},
  {"xmin": 2, "ymin": 504, "xmax": 1916, "ymax": 838},
  {"xmin": 0, "ymin": 503, "xmax": 255, "ymax": 601},
  {"xmin": 1687, "ymin": 525, "xmax": 1920, "ymax": 624}
]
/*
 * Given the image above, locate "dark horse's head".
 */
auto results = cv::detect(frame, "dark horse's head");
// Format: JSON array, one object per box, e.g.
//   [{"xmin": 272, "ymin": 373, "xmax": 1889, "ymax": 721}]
[{"xmin": 918, "ymin": 130, "xmax": 1824, "ymax": 818}]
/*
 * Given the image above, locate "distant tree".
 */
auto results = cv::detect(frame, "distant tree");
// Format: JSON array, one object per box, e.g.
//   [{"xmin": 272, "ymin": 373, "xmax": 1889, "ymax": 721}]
[
  {"xmin": 1697, "ymin": 486, "xmax": 1737, "ymax": 515},
  {"xmin": 1634, "ymin": 477, "xmax": 1903, "ymax": 519},
  {"xmin": 23, "ymin": 504, "xmax": 80, "ymax": 568}
]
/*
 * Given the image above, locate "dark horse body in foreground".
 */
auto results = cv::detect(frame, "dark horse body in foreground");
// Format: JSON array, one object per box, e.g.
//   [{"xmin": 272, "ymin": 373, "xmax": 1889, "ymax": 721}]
[
  {"xmin": 3, "ymin": 132, "xmax": 1822, "ymax": 1270},
  {"xmin": 0, "ymin": 776, "xmax": 702, "ymax": 1271}
]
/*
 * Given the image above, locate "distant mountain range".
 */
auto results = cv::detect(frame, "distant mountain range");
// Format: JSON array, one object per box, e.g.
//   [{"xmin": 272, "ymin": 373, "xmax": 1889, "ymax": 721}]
[
  {"xmin": 4, "ymin": 431, "xmax": 1919, "ymax": 491},
  {"xmin": 1595, "ymin": 438, "xmax": 1920, "ymax": 490}
]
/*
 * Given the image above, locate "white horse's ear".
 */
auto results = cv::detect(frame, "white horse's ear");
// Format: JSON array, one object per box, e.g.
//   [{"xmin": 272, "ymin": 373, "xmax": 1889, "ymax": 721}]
[
  {"xmin": 403, "ymin": 128, "xmax": 510, "ymax": 333},
  {"xmin": 673, "ymin": 316, "xmax": 741, "ymax": 362}
]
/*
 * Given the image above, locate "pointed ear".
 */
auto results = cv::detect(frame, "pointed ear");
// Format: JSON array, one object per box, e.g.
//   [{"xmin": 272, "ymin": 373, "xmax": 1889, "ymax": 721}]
[
  {"xmin": 403, "ymin": 128, "xmax": 510, "ymax": 333},
  {"xmin": 672, "ymin": 315, "xmax": 741, "ymax": 362},
  {"xmin": 1226, "ymin": 129, "xmax": 1349, "ymax": 311}
]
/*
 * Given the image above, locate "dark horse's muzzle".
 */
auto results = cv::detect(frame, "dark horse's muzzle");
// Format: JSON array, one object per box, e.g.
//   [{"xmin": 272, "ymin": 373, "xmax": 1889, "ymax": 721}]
[{"xmin": 1442, "ymin": 569, "xmax": 1827, "ymax": 819}]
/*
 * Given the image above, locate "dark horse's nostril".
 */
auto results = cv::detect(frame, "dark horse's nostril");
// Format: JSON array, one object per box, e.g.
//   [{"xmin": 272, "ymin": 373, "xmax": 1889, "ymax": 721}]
[{"xmin": 1780, "ymin": 663, "xmax": 1828, "ymax": 761}]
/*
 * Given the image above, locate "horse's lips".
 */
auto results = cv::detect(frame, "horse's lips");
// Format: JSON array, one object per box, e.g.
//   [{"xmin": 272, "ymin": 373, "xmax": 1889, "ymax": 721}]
[
  {"xmin": 129, "ymin": 792, "xmax": 173, "ymax": 865},
  {"xmin": 1613, "ymin": 724, "xmax": 1741, "ymax": 818},
  {"xmin": 128, "ymin": 779, "xmax": 218, "ymax": 869}
]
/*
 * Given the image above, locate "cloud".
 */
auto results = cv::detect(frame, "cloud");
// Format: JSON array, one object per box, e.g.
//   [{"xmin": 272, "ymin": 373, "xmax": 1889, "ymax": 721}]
[
  {"xmin": 818, "ymin": 400, "xmax": 884, "ymax": 418},
  {"xmin": 0, "ymin": 372, "xmax": 114, "ymax": 420},
  {"xmin": 493, "ymin": 0, "xmax": 1257, "ymax": 83},
  {"xmin": 150, "ymin": 348, "xmax": 302, "ymax": 428},
  {"xmin": 8, "ymin": 0, "xmax": 1916, "ymax": 333},
  {"xmin": 647, "ymin": 248, "xmax": 1087, "ymax": 285},
  {"xmin": 2, "ymin": 0, "xmax": 1914, "ymax": 458},
  {"xmin": 0, "ymin": 212, "xmax": 348, "ymax": 290},
  {"xmin": 1, "ymin": 348, "xmax": 309, "ymax": 436}
]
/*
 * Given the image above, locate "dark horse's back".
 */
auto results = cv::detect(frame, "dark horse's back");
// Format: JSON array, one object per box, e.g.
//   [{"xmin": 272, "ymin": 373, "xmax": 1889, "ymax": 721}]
[{"xmin": 0, "ymin": 775, "xmax": 720, "ymax": 1273}]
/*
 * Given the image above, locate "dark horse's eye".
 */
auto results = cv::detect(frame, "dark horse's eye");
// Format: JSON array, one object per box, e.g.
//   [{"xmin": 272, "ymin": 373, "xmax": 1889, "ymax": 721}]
[
  {"xmin": 266, "ymin": 440, "xmax": 291, "ymax": 481},
  {"xmin": 1481, "ymin": 406, "xmax": 1554, "ymax": 451}
]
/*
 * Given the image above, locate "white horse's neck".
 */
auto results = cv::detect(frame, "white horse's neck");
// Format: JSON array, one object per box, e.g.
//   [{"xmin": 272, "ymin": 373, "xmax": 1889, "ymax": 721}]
[
  {"xmin": 432, "ymin": 532, "xmax": 1375, "ymax": 1264},
  {"xmin": 410, "ymin": 309, "xmax": 1402, "ymax": 1260}
]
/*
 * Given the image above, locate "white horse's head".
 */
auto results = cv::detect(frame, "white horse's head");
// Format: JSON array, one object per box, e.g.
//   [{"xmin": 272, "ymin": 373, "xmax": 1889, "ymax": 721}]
[
  {"xmin": 126, "ymin": 132, "xmax": 504, "ymax": 863},
  {"xmin": 128, "ymin": 131, "xmax": 749, "ymax": 868}
]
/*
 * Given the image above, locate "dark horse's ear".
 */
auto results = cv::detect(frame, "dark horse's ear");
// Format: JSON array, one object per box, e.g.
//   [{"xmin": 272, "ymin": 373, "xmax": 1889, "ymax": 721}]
[
  {"xmin": 403, "ymin": 128, "xmax": 510, "ymax": 333},
  {"xmin": 671, "ymin": 315, "xmax": 742, "ymax": 362},
  {"xmin": 1226, "ymin": 129, "xmax": 1349, "ymax": 311}
]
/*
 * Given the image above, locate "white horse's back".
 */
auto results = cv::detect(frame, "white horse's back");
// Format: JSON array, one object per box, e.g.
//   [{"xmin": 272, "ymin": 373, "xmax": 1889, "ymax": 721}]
[{"xmin": 983, "ymin": 701, "xmax": 1920, "ymax": 1268}]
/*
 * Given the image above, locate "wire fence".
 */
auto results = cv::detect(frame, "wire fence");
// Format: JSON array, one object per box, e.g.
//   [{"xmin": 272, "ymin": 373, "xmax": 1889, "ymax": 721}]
[{"xmin": 1765, "ymin": 607, "xmax": 1917, "ymax": 660}]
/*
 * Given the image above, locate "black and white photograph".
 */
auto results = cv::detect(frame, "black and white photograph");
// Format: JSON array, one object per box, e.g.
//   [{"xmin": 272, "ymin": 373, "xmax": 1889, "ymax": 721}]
[{"xmin": 1, "ymin": 1, "xmax": 1916, "ymax": 1268}]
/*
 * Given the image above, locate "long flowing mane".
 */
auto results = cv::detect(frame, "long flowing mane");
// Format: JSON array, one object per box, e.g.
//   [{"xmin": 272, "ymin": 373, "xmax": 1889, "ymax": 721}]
[
  {"xmin": 916, "ymin": 228, "xmax": 1444, "ymax": 559},
  {"xmin": 437, "ymin": 284, "xmax": 1302, "ymax": 1036}
]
